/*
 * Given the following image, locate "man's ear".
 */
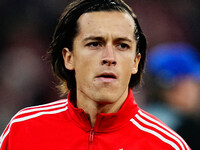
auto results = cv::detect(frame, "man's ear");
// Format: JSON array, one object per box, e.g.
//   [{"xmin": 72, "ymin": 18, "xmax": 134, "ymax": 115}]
[
  {"xmin": 62, "ymin": 48, "xmax": 74, "ymax": 70},
  {"xmin": 132, "ymin": 53, "xmax": 141, "ymax": 74}
]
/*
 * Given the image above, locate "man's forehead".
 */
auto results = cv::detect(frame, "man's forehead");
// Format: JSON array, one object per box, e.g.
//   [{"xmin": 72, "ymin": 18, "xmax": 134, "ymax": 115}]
[
  {"xmin": 76, "ymin": 11, "xmax": 136, "ymax": 39},
  {"xmin": 78, "ymin": 11, "xmax": 136, "ymax": 28}
]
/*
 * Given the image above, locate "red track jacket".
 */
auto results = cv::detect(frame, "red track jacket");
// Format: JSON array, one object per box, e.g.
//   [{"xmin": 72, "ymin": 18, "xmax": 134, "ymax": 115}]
[{"xmin": 0, "ymin": 90, "xmax": 190, "ymax": 150}]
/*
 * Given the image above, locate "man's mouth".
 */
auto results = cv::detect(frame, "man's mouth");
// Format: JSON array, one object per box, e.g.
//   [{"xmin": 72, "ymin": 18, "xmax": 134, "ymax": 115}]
[{"xmin": 96, "ymin": 72, "xmax": 117, "ymax": 82}]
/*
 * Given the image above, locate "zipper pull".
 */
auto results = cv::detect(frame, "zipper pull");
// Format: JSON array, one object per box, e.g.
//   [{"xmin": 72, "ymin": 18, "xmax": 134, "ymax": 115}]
[{"xmin": 89, "ymin": 128, "xmax": 94, "ymax": 143}]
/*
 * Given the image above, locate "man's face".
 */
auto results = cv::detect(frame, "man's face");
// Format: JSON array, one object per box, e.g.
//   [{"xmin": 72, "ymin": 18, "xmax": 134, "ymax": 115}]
[{"xmin": 63, "ymin": 11, "xmax": 140, "ymax": 103}]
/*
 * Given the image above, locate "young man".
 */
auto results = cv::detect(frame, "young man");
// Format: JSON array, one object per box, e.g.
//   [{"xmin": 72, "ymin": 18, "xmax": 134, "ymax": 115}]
[{"xmin": 0, "ymin": 0, "xmax": 190, "ymax": 149}]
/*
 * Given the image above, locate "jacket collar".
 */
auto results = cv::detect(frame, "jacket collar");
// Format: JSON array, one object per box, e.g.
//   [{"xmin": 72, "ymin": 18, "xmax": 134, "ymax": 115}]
[{"xmin": 67, "ymin": 89, "xmax": 139, "ymax": 132}]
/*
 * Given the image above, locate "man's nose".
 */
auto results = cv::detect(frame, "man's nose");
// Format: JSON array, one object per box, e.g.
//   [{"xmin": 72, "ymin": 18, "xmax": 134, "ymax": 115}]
[{"xmin": 101, "ymin": 45, "xmax": 117, "ymax": 66}]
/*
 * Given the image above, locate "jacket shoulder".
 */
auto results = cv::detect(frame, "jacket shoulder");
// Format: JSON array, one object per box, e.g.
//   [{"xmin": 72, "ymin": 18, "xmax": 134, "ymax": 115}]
[
  {"xmin": 129, "ymin": 109, "xmax": 191, "ymax": 150},
  {"xmin": 12, "ymin": 99, "xmax": 68, "ymax": 121},
  {"xmin": 0, "ymin": 99, "xmax": 68, "ymax": 149}
]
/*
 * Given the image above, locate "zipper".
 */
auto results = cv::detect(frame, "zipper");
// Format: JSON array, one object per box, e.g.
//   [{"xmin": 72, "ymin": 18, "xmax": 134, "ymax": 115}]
[
  {"xmin": 89, "ymin": 128, "xmax": 95, "ymax": 150},
  {"xmin": 89, "ymin": 128, "xmax": 94, "ymax": 143}
]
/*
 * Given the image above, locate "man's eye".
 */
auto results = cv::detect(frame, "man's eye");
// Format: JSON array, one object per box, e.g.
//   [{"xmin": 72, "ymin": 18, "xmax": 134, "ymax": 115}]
[
  {"xmin": 86, "ymin": 42, "xmax": 100, "ymax": 47},
  {"xmin": 118, "ymin": 43, "xmax": 130, "ymax": 50}
]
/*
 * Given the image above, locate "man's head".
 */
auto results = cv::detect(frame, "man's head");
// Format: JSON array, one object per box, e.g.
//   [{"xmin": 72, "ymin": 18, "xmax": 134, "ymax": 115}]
[{"xmin": 49, "ymin": 0, "xmax": 146, "ymax": 100}]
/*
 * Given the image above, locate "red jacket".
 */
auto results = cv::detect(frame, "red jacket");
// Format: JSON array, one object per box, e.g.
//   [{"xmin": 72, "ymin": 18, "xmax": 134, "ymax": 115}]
[{"xmin": 0, "ymin": 90, "xmax": 190, "ymax": 150}]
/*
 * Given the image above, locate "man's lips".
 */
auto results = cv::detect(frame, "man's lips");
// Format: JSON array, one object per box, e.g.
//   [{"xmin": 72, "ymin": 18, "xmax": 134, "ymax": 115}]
[{"xmin": 95, "ymin": 72, "xmax": 117, "ymax": 82}]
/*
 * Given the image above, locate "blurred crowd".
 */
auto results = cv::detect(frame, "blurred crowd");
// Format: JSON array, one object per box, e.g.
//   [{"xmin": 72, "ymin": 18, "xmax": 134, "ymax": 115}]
[
  {"xmin": 0, "ymin": 0, "xmax": 200, "ymax": 149},
  {"xmin": 142, "ymin": 43, "xmax": 200, "ymax": 149}
]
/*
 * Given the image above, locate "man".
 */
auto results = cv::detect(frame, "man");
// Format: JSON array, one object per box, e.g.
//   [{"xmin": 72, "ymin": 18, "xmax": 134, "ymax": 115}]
[{"xmin": 0, "ymin": 0, "xmax": 190, "ymax": 149}]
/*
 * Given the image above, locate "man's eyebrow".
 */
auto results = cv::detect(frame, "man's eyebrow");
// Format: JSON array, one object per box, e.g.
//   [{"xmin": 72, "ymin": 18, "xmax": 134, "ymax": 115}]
[
  {"xmin": 83, "ymin": 36, "xmax": 104, "ymax": 42},
  {"xmin": 83, "ymin": 36, "xmax": 133, "ymax": 43},
  {"xmin": 115, "ymin": 37, "xmax": 133, "ymax": 43}
]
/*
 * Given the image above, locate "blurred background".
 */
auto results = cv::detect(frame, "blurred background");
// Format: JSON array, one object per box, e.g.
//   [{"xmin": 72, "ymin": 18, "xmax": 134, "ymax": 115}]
[{"xmin": 0, "ymin": 0, "xmax": 200, "ymax": 149}]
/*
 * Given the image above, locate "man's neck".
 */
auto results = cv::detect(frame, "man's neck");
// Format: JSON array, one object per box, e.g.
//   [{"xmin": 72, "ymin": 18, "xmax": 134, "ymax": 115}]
[{"xmin": 76, "ymin": 89, "xmax": 129, "ymax": 128}]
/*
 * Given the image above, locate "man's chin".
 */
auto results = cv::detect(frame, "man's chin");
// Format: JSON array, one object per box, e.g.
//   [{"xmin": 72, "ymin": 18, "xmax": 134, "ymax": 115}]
[{"xmin": 91, "ymin": 90, "xmax": 120, "ymax": 103}]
